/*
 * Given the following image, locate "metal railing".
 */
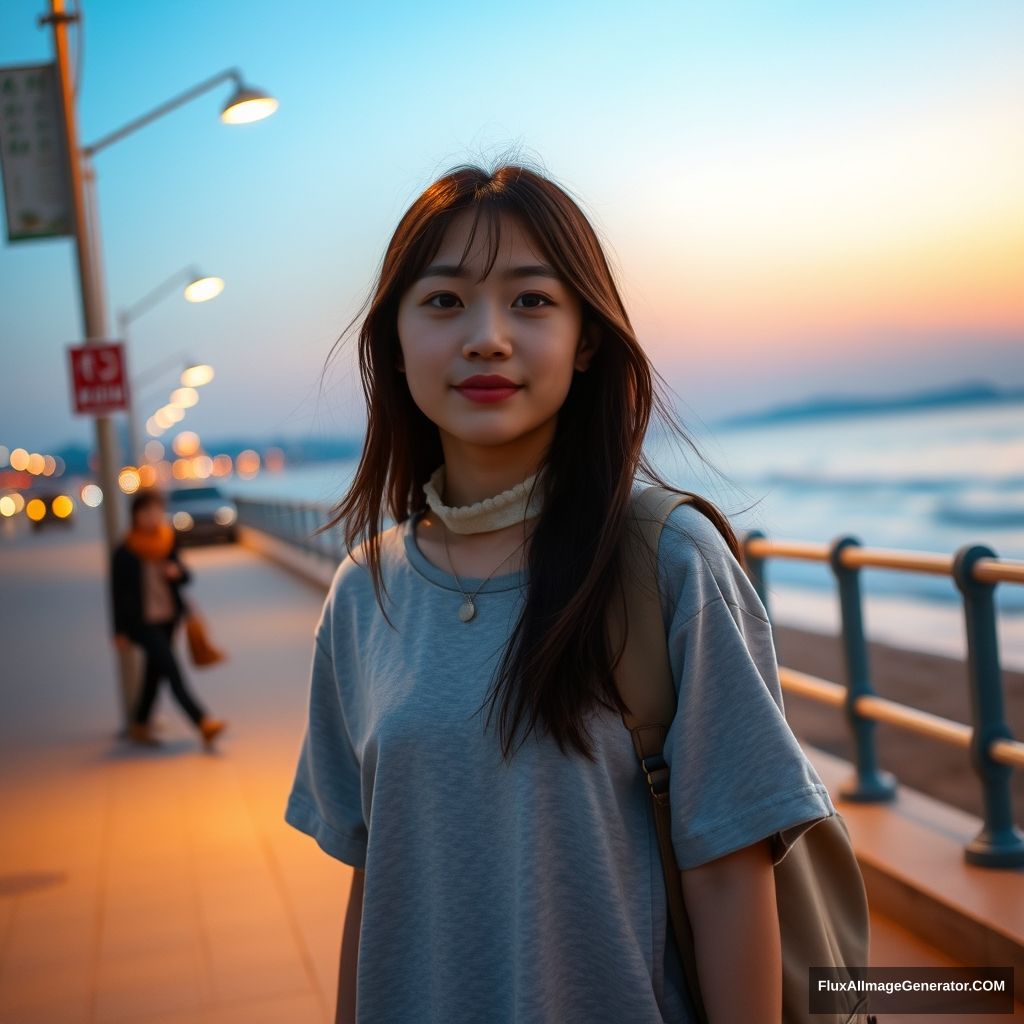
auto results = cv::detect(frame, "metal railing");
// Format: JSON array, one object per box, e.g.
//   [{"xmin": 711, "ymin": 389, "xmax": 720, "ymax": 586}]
[
  {"xmin": 234, "ymin": 494, "xmax": 1024, "ymax": 869},
  {"xmin": 234, "ymin": 495, "xmax": 346, "ymax": 561},
  {"xmin": 743, "ymin": 531, "xmax": 1024, "ymax": 869}
]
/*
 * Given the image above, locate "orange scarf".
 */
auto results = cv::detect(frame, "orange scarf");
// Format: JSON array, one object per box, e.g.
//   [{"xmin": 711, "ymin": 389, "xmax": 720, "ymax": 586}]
[{"xmin": 125, "ymin": 521, "xmax": 176, "ymax": 561}]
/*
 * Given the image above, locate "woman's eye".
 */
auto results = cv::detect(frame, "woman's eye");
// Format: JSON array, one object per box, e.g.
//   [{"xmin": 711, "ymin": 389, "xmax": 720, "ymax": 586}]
[
  {"xmin": 514, "ymin": 293, "xmax": 552, "ymax": 309},
  {"xmin": 424, "ymin": 292, "xmax": 553, "ymax": 310},
  {"xmin": 426, "ymin": 292, "xmax": 462, "ymax": 309}
]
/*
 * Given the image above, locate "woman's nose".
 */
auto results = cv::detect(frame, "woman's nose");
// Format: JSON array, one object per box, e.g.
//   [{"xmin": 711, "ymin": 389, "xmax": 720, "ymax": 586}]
[{"xmin": 461, "ymin": 305, "xmax": 514, "ymax": 358}]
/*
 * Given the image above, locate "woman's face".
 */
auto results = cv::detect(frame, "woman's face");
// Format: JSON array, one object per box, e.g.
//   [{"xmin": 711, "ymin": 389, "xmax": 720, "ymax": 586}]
[
  {"xmin": 134, "ymin": 501, "xmax": 165, "ymax": 532},
  {"xmin": 395, "ymin": 209, "xmax": 598, "ymax": 454}
]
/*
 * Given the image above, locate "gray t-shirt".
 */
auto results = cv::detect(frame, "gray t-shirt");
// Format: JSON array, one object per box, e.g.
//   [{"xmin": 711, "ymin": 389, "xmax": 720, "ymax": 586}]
[{"xmin": 283, "ymin": 497, "xmax": 836, "ymax": 1023}]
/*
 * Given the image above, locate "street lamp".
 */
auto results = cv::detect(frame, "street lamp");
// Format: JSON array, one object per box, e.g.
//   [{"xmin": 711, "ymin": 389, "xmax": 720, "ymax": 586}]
[{"xmin": 118, "ymin": 267, "xmax": 224, "ymax": 464}]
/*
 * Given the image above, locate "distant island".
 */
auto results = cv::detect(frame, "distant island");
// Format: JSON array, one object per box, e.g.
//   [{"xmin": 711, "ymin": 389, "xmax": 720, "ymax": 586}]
[{"xmin": 714, "ymin": 379, "xmax": 1024, "ymax": 429}]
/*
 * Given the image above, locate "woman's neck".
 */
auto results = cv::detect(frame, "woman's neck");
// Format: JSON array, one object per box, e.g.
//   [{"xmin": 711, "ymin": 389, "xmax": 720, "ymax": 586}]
[{"xmin": 436, "ymin": 436, "xmax": 548, "ymax": 508}]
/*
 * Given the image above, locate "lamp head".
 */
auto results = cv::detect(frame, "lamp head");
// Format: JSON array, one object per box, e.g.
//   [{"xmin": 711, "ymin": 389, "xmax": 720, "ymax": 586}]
[
  {"xmin": 221, "ymin": 84, "xmax": 278, "ymax": 124},
  {"xmin": 184, "ymin": 275, "xmax": 224, "ymax": 303},
  {"xmin": 180, "ymin": 364, "xmax": 215, "ymax": 388}
]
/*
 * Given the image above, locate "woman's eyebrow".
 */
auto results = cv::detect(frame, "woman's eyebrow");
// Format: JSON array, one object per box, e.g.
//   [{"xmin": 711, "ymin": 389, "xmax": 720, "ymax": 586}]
[{"xmin": 416, "ymin": 263, "xmax": 560, "ymax": 282}]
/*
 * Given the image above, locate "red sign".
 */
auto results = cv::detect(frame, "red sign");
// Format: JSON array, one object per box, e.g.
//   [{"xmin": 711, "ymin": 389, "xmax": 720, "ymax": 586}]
[{"xmin": 67, "ymin": 341, "xmax": 130, "ymax": 415}]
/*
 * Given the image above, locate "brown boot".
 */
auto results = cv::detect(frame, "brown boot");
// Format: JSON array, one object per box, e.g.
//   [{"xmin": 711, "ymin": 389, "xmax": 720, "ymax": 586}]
[
  {"xmin": 199, "ymin": 716, "xmax": 228, "ymax": 748},
  {"xmin": 129, "ymin": 722, "xmax": 161, "ymax": 746}
]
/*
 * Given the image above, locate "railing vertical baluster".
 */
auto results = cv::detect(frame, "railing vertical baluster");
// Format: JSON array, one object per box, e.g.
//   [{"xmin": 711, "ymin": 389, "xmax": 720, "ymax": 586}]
[
  {"xmin": 305, "ymin": 504, "xmax": 317, "ymax": 555},
  {"xmin": 742, "ymin": 528, "xmax": 769, "ymax": 614},
  {"xmin": 953, "ymin": 543, "xmax": 1024, "ymax": 867},
  {"xmin": 830, "ymin": 536, "xmax": 898, "ymax": 803}
]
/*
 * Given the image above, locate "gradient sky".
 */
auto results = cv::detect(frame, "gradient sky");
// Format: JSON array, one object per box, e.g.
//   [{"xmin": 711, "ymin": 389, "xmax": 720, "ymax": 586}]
[{"xmin": 2, "ymin": 0, "xmax": 1022, "ymax": 453}]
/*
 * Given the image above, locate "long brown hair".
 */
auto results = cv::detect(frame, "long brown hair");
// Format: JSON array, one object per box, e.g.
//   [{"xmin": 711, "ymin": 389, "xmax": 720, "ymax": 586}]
[{"xmin": 318, "ymin": 159, "xmax": 755, "ymax": 763}]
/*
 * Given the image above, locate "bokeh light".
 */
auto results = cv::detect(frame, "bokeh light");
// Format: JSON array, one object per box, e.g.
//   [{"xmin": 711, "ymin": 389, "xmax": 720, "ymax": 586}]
[
  {"xmin": 144, "ymin": 440, "xmax": 165, "ymax": 462},
  {"xmin": 118, "ymin": 467, "xmax": 141, "ymax": 494},
  {"xmin": 80, "ymin": 484, "xmax": 103, "ymax": 507},
  {"xmin": 172, "ymin": 431, "xmax": 201, "ymax": 458},
  {"xmin": 265, "ymin": 447, "xmax": 285, "ymax": 472},
  {"xmin": 170, "ymin": 387, "xmax": 199, "ymax": 409},
  {"xmin": 236, "ymin": 449, "xmax": 260, "ymax": 479}
]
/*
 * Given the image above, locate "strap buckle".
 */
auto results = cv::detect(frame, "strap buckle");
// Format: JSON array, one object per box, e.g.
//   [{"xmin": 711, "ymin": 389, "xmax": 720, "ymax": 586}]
[{"xmin": 640, "ymin": 751, "xmax": 669, "ymax": 796}]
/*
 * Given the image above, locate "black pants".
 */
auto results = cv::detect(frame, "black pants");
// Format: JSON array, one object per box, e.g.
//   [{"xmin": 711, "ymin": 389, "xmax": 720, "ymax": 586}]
[{"xmin": 133, "ymin": 620, "xmax": 207, "ymax": 726}]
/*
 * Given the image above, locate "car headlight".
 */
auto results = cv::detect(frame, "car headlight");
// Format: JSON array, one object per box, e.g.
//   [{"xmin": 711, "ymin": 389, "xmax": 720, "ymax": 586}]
[
  {"xmin": 172, "ymin": 510, "xmax": 194, "ymax": 531},
  {"xmin": 214, "ymin": 505, "xmax": 237, "ymax": 526}
]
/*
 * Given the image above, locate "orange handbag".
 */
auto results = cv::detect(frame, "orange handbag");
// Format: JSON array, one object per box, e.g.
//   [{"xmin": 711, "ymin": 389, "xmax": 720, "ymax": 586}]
[{"xmin": 183, "ymin": 605, "xmax": 227, "ymax": 667}]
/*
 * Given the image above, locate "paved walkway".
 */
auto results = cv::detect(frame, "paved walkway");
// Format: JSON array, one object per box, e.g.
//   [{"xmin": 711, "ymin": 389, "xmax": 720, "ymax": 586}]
[{"xmin": 1, "ymin": 509, "xmax": 1021, "ymax": 1022}]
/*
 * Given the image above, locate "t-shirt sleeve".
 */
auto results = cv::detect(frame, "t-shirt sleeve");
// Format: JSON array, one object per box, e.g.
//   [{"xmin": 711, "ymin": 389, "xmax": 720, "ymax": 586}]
[
  {"xmin": 283, "ymin": 585, "xmax": 368, "ymax": 870},
  {"xmin": 657, "ymin": 502, "xmax": 836, "ymax": 871}
]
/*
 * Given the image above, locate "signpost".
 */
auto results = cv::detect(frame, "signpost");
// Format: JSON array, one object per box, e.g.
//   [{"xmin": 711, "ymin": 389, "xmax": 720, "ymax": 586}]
[
  {"xmin": 0, "ymin": 61, "xmax": 73, "ymax": 242},
  {"xmin": 67, "ymin": 341, "xmax": 130, "ymax": 416}
]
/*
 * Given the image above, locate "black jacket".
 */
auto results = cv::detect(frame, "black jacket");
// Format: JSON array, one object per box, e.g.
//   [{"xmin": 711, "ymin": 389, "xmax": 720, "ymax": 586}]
[{"xmin": 111, "ymin": 539, "xmax": 193, "ymax": 639}]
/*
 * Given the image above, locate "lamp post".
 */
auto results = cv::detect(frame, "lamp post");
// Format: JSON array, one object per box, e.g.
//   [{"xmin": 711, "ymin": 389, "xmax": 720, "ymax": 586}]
[
  {"xmin": 38, "ymin": 0, "xmax": 277, "ymax": 726},
  {"xmin": 119, "ymin": 267, "xmax": 224, "ymax": 464}
]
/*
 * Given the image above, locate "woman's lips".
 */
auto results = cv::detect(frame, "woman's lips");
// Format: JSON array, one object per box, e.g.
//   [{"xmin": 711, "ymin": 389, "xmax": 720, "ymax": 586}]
[{"xmin": 454, "ymin": 385, "xmax": 522, "ymax": 404}]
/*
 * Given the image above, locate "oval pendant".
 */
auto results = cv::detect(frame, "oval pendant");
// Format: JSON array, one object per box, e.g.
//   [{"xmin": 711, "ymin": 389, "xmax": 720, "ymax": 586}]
[{"xmin": 458, "ymin": 599, "xmax": 476, "ymax": 622}]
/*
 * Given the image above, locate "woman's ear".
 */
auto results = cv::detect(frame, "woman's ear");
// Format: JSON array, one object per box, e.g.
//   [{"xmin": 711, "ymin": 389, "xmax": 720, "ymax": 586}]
[{"xmin": 573, "ymin": 322, "xmax": 602, "ymax": 373}]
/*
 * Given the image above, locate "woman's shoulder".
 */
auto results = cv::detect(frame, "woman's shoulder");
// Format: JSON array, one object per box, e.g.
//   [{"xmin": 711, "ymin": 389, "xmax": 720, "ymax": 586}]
[
  {"xmin": 654, "ymin": 495, "xmax": 768, "ymax": 627},
  {"xmin": 318, "ymin": 519, "xmax": 405, "ymax": 626}
]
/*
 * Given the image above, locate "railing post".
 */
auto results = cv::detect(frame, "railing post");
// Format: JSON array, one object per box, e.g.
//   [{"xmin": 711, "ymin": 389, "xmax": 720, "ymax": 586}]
[
  {"xmin": 830, "ymin": 536, "xmax": 898, "ymax": 803},
  {"xmin": 741, "ymin": 529, "xmax": 769, "ymax": 613},
  {"xmin": 952, "ymin": 543, "xmax": 1024, "ymax": 867},
  {"xmin": 304, "ymin": 503, "xmax": 318, "ymax": 555}
]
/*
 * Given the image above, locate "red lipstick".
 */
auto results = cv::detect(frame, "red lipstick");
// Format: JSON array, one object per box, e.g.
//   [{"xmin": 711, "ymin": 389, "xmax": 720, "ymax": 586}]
[{"xmin": 453, "ymin": 374, "xmax": 523, "ymax": 404}]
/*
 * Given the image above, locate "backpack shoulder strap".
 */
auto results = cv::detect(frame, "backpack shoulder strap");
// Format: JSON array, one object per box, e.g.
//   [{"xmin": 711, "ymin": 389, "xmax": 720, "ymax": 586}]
[
  {"xmin": 612, "ymin": 484, "xmax": 695, "ymax": 744},
  {"xmin": 610, "ymin": 484, "xmax": 710, "ymax": 1024}
]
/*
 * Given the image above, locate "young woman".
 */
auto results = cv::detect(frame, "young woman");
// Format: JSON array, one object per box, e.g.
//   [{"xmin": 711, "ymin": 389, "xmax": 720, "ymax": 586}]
[
  {"xmin": 111, "ymin": 489, "xmax": 227, "ymax": 749},
  {"xmin": 284, "ymin": 162, "xmax": 836, "ymax": 1023}
]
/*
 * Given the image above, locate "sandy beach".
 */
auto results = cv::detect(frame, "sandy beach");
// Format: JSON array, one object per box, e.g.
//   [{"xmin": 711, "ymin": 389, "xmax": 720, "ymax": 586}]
[{"xmin": 775, "ymin": 623, "xmax": 1024, "ymax": 821}]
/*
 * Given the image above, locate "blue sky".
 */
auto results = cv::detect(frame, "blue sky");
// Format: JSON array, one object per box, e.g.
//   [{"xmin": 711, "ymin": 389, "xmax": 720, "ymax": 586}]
[{"xmin": 2, "ymin": 0, "xmax": 1022, "ymax": 453}]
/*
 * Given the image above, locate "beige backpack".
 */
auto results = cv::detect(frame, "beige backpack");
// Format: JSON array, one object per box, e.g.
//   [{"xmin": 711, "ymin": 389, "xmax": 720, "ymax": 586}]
[{"xmin": 609, "ymin": 485, "xmax": 875, "ymax": 1024}]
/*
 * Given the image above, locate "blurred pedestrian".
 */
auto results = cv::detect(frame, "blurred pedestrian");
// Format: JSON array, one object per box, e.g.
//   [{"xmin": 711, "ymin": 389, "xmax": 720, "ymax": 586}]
[{"xmin": 111, "ymin": 488, "xmax": 228, "ymax": 749}]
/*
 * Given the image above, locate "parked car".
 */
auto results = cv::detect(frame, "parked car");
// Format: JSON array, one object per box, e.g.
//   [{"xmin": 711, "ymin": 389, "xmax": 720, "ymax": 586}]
[
  {"xmin": 23, "ymin": 488, "xmax": 76, "ymax": 531},
  {"xmin": 166, "ymin": 484, "xmax": 238, "ymax": 545}
]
